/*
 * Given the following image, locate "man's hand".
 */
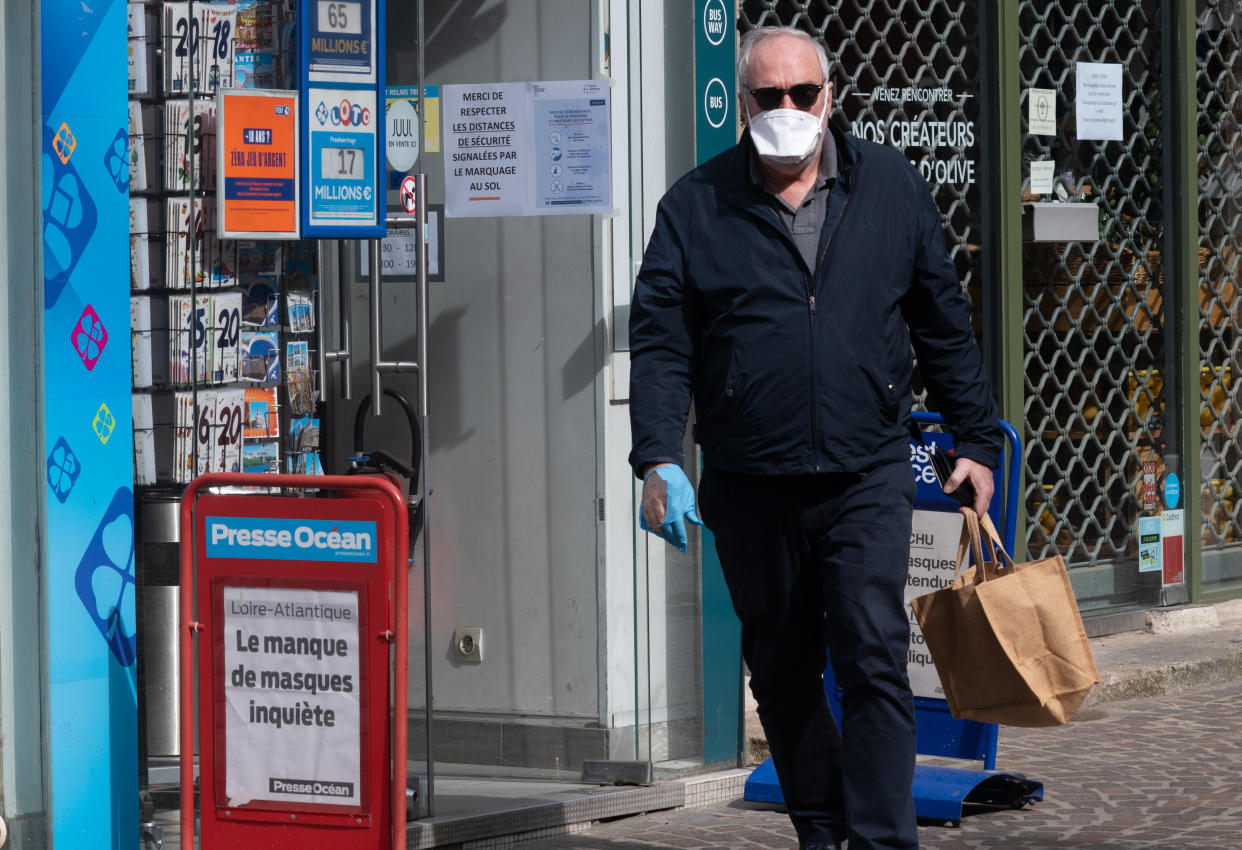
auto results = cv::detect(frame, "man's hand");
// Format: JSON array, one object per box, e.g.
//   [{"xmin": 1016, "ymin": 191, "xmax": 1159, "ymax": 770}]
[
  {"xmin": 944, "ymin": 456, "xmax": 994, "ymax": 518},
  {"xmin": 639, "ymin": 464, "xmax": 703, "ymax": 552}
]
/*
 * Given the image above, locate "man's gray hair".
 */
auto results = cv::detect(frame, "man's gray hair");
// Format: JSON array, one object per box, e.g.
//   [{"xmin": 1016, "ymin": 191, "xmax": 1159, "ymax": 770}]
[{"xmin": 736, "ymin": 26, "xmax": 831, "ymax": 90}]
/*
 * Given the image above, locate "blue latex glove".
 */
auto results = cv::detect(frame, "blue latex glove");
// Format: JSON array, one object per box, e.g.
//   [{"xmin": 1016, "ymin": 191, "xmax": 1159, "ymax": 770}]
[{"xmin": 640, "ymin": 465, "xmax": 703, "ymax": 553}]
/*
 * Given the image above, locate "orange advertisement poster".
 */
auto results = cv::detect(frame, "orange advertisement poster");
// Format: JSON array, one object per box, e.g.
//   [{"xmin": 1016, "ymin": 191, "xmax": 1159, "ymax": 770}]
[{"xmin": 218, "ymin": 90, "xmax": 299, "ymax": 237}]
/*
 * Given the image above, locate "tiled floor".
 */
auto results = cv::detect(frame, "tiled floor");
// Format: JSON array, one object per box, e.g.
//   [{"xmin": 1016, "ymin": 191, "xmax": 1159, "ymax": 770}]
[
  {"xmin": 516, "ymin": 681, "xmax": 1242, "ymax": 849},
  {"xmin": 145, "ymin": 768, "xmax": 748, "ymax": 849},
  {"xmin": 145, "ymin": 680, "xmax": 1242, "ymax": 849}
]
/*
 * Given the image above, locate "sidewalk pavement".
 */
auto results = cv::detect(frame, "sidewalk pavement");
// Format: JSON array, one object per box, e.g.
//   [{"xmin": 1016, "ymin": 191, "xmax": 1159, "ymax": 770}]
[{"xmin": 509, "ymin": 599, "xmax": 1242, "ymax": 850}]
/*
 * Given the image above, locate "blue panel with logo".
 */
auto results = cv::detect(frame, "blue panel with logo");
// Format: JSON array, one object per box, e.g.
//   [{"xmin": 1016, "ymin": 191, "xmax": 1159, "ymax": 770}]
[
  {"xmin": 693, "ymin": 0, "xmax": 741, "ymax": 768},
  {"xmin": 306, "ymin": 0, "xmax": 374, "ymax": 77},
  {"xmin": 41, "ymin": 123, "xmax": 100, "ymax": 310},
  {"xmin": 205, "ymin": 516, "xmax": 379, "ymax": 562},
  {"xmin": 74, "ymin": 488, "xmax": 138, "ymax": 668},
  {"xmin": 694, "ymin": 0, "xmax": 735, "ymax": 165},
  {"xmin": 40, "ymin": 0, "xmax": 137, "ymax": 845},
  {"xmin": 299, "ymin": 0, "xmax": 386, "ymax": 237},
  {"xmin": 908, "ymin": 428, "xmax": 1004, "ymax": 530},
  {"xmin": 307, "ymin": 95, "xmax": 379, "ymax": 220}
]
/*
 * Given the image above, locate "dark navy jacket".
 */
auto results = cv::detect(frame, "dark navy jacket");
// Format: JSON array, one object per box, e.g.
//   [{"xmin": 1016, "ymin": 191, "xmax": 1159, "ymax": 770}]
[{"xmin": 628, "ymin": 125, "xmax": 1002, "ymax": 476}]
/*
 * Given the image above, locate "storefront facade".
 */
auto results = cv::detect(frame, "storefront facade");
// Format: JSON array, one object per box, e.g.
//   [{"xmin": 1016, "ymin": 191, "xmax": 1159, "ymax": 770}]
[{"xmin": 741, "ymin": 0, "xmax": 1242, "ymax": 621}]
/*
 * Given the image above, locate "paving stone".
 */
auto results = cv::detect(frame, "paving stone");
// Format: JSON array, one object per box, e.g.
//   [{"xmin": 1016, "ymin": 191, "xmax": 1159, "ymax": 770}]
[{"xmin": 514, "ymin": 681, "xmax": 1242, "ymax": 849}]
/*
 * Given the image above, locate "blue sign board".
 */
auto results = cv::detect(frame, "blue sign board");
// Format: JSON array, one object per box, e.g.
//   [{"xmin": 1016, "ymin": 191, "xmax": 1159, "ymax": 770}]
[
  {"xmin": 205, "ymin": 515, "xmax": 379, "ymax": 562},
  {"xmin": 1165, "ymin": 472, "xmax": 1181, "ymax": 509},
  {"xmin": 306, "ymin": 0, "xmax": 377, "ymax": 85},
  {"xmin": 305, "ymin": 88, "xmax": 381, "ymax": 232},
  {"xmin": 910, "ymin": 430, "xmax": 1004, "ymax": 527},
  {"xmin": 694, "ymin": 0, "xmax": 741, "ymax": 768},
  {"xmin": 694, "ymin": 0, "xmax": 735, "ymax": 163},
  {"xmin": 299, "ymin": 0, "xmax": 385, "ymax": 237},
  {"xmin": 40, "ymin": 0, "xmax": 137, "ymax": 845}
]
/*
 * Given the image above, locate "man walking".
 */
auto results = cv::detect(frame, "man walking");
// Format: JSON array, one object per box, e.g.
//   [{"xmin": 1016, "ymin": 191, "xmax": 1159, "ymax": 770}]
[{"xmin": 628, "ymin": 26, "xmax": 1002, "ymax": 850}]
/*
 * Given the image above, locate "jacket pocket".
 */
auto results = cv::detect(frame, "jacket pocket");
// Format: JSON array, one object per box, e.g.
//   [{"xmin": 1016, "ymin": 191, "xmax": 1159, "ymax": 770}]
[
  {"xmin": 863, "ymin": 360, "xmax": 899, "ymax": 420},
  {"xmin": 694, "ymin": 342, "xmax": 744, "ymax": 448}
]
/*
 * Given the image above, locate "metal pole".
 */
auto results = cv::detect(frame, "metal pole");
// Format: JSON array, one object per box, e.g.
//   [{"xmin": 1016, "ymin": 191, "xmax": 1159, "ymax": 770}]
[
  {"xmin": 316, "ymin": 241, "xmax": 330, "ymax": 398},
  {"xmin": 416, "ymin": 0, "xmax": 433, "ymax": 814},
  {"xmin": 187, "ymin": 0, "xmax": 199, "ymax": 479},
  {"xmin": 339, "ymin": 242, "xmax": 353, "ymax": 399},
  {"xmin": 318, "ymin": 241, "xmax": 353, "ymax": 400},
  {"xmin": 370, "ymin": 238, "xmax": 384, "ymax": 416},
  {"xmin": 416, "ymin": 170, "xmax": 434, "ymax": 813},
  {"xmin": 367, "ymin": 230, "xmax": 421, "ymax": 420}
]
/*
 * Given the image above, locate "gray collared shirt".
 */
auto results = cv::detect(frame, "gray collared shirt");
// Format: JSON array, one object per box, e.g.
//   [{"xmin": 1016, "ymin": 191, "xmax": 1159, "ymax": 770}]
[{"xmin": 748, "ymin": 130, "xmax": 839, "ymax": 272}]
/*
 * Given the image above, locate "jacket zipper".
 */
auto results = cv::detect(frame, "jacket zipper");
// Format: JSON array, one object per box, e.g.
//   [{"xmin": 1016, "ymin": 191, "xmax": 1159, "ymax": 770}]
[
  {"xmin": 808, "ymin": 290, "xmax": 819, "ymax": 472},
  {"xmin": 808, "ymin": 156, "xmax": 860, "ymax": 472}
]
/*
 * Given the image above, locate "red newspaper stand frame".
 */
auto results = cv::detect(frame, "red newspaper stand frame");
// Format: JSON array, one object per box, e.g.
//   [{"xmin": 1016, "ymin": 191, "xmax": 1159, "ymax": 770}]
[{"xmin": 180, "ymin": 473, "xmax": 408, "ymax": 850}]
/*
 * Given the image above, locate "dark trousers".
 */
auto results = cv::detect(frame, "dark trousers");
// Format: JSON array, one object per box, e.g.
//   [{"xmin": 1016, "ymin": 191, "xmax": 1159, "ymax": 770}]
[{"xmin": 699, "ymin": 462, "xmax": 918, "ymax": 850}]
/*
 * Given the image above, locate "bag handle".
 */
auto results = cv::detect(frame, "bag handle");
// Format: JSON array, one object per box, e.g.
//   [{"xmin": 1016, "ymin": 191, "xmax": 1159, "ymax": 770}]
[
  {"xmin": 950, "ymin": 508, "xmax": 1016, "ymax": 585},
  {"xmin": 952, "ymin": 509, "xmax": 987, "ymax": 584},
  {"xmin": 977, "ymin": 510, "xmax": 1016, "ymax": 572}
]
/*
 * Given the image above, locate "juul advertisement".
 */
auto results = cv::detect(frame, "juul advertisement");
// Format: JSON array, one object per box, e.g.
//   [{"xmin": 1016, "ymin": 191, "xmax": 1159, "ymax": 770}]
[
  {"xmin": 850, "ymin": 85, "xmax": 978, "ymax": 187},
  {"xmin": 221, "ymin": 585, "xmax": 362, "ymax": 807}
]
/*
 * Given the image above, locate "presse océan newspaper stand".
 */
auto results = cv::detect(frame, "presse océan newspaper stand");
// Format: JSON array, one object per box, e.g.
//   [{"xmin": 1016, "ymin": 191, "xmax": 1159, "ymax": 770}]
[
  {"xmin": 180, "ymin": 473, "xmax": 409, "ymax": 849},
  {"xmin": 746, "ymin": 414, "xmax": 1044, "ymax": 824}
]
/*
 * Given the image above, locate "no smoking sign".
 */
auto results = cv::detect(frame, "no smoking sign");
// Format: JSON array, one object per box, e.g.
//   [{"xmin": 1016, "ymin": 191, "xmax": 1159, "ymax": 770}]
[{"xmin": 399, "ymin": 175, "xmax": 417, "ymax": 214}]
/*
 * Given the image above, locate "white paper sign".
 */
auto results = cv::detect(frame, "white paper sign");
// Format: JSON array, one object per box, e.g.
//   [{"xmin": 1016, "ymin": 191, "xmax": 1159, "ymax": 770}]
[
  {"xmin": 359, "ymin": 214, "xmax": 442, "ymax": 280},
  {"xmin": 530, "ymin": 80, "xmax": 612, "ymax": 213},
  {"xmin": 1030, "ymin": 161, "xmax": 1055, "ymax": 195},
  {"xmin": 1028, "ymin": 87, "xmax": 1057, "ymax": 136},
  {"xmin": 443, "ymin": 82, "xmax": 529, "ymax": 217},
  {"xmin": 905, "ymin": 510, "xmax": 965, "ymax": 700},
  {"xmin": 443, "ymin": 80, "xmax": 612, "ymax": 218},
  {"xmin": 223, "ymin": 586, "xmax": 361, "ymax": 808},
  {"xmin": 1075, "ymin": 62, "xmax": 1123, "ymax": 141}
]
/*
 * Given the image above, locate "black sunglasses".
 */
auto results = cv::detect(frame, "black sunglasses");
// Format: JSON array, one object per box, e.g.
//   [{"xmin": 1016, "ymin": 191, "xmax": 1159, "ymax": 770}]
[{"xmin": 746, "ymin": 83, "xmax": 823, "ymax": 111}]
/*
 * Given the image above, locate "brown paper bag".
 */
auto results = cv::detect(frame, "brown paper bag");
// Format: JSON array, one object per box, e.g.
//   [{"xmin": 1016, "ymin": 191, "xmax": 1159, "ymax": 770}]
[{"xmin": 909, "ymin": 509, "xmax": 1099, "ymax": 727}]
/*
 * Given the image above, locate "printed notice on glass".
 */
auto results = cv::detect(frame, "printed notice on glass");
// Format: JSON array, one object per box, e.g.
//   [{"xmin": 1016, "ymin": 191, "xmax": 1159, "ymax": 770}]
[
  {"xmin": 530, "ymin": 80, "xmax": 612, "ymax": 214},
  {"xmin": 1138, "ymin": 515, "xmax": 1162, "ymax": 573},
  {"xmin": 222, "ymin": 585, "xmax": 361, "ymax": 808},
  {"xmin": 904, "ymin": 509, "xmax": 965, "ymax": 700},
  {"xmin": 1075, "ymin": 62, "xmax": 1123, "ymax": 141},
  {"xmin": 358, "ymin": 208, "xmax": 445, "ymax": 282},
  {"xmin": 1028, "ymin": 87, "xmax": 1057, "ymax": 136},
  {"xmin": 1029, "ymin": 161, "xmax": 1055, "ymax": 195},
  {"xmin": 443, "ymin": 80, "xmax": 613, "ymax": 218},
  {"xmin": 443, "ymin": 82, "xmax": 529, "ymax": 217}
]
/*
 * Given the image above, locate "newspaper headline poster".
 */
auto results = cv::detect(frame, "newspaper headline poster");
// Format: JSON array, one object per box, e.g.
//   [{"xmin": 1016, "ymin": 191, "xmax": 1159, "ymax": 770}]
[
  {"xmin": 222, "ymin": 586, "xmax": 362, "ymax": 807},
  {"xmin": 904, "ymin": 509, "xmax": 965, "ymax": 699},
  {"xmin": 442, "ymin": 80, "xmax": 612, "ymax": 218}
]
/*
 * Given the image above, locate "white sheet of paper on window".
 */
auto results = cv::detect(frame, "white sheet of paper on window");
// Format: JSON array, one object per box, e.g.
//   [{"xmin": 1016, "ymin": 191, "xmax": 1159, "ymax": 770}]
[
  {"xmin": 442, "ymin": 80, "xmax": 612, "ymax": 218},
  {"xmin": 1075, "ymin": 62, "xmax": 1123, "ymax": 141},
  {"xmin": 1028, "ymin": 87, "xmax": 1057, "ymax": 136},
  {"xmin": 1029, "ymin": 161, "xmax": 1055, "ymax": 195}
]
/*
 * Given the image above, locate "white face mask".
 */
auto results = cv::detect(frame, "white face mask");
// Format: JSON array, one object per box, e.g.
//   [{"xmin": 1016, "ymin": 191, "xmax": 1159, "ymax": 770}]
[{"xmin": 746, "ymin": 98, "xmax": 826, "ymax": 168}]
